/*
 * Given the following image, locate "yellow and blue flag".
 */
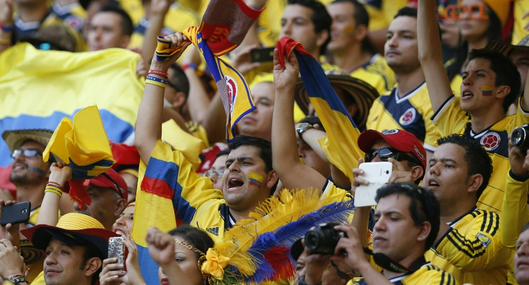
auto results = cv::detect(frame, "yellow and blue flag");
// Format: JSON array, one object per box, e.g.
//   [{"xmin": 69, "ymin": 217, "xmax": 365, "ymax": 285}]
[
  {"xmin": 0, "ymin": 43, "xmax": 144, "ymax": 171},
  {"xmin": 276, "ymin": 37, "xmax": 364, "ymax": 180}
]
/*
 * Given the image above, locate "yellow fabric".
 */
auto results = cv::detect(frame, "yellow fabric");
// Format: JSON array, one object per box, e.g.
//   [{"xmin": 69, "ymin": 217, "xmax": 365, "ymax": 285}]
[
  {"xmin": 502, "ymin": 173, "xmax": 529, "ymax": 248},
  {"xmin": 257, "ymin": 0, "xmax": 287, "ymax": 46},
  {"xmin": 350, "ymin": 263, "xmax": 456, "ymax": 284},
  {"xmin": 367, "ymin": 83, "xmax": 442, "ymax": 152},
  {"xmin": 186, "ymin": 121, "xmax": 210, "ymax": 148},
  {"xmin": 512, "ymin": 0, "xmax": 529, "ymax": 44},
  {"xmin": 162, "ymin": 119, "xmax": 206, "ymax": 168},
  {"xmin": 432, "ymin": 96, "xmax": 529, "ymax": 213},
  {"xmin": 364, "ymin": 0, "xmax": 409, "ymax": 31},
  {"xmin": 43, "ymin": 106, "xmax": 114, "ymax": 176},
  {"xmin": 425, "ymin": 208, "xmax": 512, "ymax": 285},
  {"xmin": 119, "ymin": 0, "xmax": 144, "ymax": 25},
  {"xmin": 483, "ymin": 0, "xmax": 511, "ymax": 26},
  {"xmin": 56, "ymin": 212, "xmax": 106, "ymax": 230},
  {"xmin": 450, "ymin": 75, "xmax": 462, "ymax": 98},
  {"xmin": 29, "ymin": 271, "xmax": 45, "ymax": 285},
  {"xmin": 350, "ymin": 54, "xmax": 396, "ymax": 96}
]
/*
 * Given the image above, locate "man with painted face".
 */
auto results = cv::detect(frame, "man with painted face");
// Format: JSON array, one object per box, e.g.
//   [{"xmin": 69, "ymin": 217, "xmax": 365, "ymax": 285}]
[{"xmin": 418, "ymin": 0, "xmax": 529, "ymax": 213}]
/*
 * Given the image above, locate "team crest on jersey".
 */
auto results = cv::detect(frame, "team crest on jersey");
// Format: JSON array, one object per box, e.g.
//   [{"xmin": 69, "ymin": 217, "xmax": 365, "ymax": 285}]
[
  {"xmin": 399, "ymin": 108, "xmax": 416, "ymax": 126},
  {"xmin": 476, "ymin": 232, "xmax": 491, "ymax": 248},
  {"xmin": 206, "ymin": 227, "xmax": 219, "ymax": 236},
  {"xmin": 480, "ymin": 132, "xmax": 501, "ymax": 151}
]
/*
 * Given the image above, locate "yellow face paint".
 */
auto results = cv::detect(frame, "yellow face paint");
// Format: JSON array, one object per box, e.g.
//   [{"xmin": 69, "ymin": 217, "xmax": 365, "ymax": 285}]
[{"xmin": 248, "ymin": 172, "xmax": 266, "ymax": 185}]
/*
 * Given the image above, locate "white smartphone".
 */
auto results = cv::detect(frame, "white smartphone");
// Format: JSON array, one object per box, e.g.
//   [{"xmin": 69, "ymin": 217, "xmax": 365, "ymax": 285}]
[{"xmin": 354, "ymin": 162, "xmax": 392, "ymax": 207}]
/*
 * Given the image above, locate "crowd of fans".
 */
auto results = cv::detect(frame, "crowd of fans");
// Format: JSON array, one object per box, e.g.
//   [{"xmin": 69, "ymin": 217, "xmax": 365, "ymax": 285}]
[{"xmin": 0, "ymin": 0, "xmax": 528, "ymax": 284}]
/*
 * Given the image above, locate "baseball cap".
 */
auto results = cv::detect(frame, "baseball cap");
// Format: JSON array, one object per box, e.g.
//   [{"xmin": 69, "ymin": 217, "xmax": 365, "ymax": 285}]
[
  {"xmin": 85, "ymin": 169, "xmax": 128, "ymax": 201},
  {"xmin": 358, "ymin": 129, "xmax": 426, "ymax": 169}
]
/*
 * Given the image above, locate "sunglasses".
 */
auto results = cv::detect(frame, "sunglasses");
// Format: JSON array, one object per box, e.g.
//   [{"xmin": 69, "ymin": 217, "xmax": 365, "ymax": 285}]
[
  {"xmin": 365, "ymin": 147, "xmax": 421, "ymax": 165},
  {"xmin": 11, "ymin": 149, "xmax": 43, "ymax": 159},
  {"xmin": 444, "ymin": 4, "xmax": 489, "ymax": 21}
]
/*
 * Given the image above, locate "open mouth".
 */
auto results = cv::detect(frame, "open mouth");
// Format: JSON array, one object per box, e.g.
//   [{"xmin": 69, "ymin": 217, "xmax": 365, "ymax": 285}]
[
  {"xmin": 462, "ymin": 90, "xmax": 473, "ymax": 100},
  {"xmin": 228, "ymin": 177, "xmax": 244, "ymax": 189},
  {"xmin": 427, "ymin": 179, "xmax": 440, "ymax": 188}
]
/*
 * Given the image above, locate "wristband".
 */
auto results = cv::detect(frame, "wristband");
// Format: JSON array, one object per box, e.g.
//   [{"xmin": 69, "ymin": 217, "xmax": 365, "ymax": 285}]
[
  {"xmin": 8, "ymin": 275, "xmax": 28, "ymax": 285},
  {"xmin": 47, "ymin": 181, "xmax": 64, "ymax": 190},
  {"xmin": 147, "ymin": 70, "xmax": 168, "ymax": 78},
  {"xmin": 182, "ymin": 63, "xmax": 198, "ymax": 71},
  {"xmin": 45, "ymin": 185, "xmax": 63, "ymax": 198},
  {"xmin": 0, "ymin": 23, "xmax": 14, "ymax": 33},
  {"xmin": 146, "ymin": 75, "xmax": 169, "ymax": 88}
]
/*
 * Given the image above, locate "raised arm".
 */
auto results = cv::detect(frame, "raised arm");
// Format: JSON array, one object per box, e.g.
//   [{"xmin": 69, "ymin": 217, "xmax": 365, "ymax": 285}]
[
  {"xmin": 522, "ymin": 69, "xmax": 529, "ymax": 111},
  {"xmin": 135, "ymin": 33, "xmax": 189, "ymax": 164},
  {"xmin": 272, "ymin": 51, "xmax": 326, "ymax": 190},
  {"xmin": 141, "ymin": 0, "xmax": 173, "ymax": 64},
  {"xmin": 417, "ymin": 0, "xmax": 452, "ymax": 112},
  {"xmin": 0, "ymin": 0, "xmax": 14, "ymax": 53}
]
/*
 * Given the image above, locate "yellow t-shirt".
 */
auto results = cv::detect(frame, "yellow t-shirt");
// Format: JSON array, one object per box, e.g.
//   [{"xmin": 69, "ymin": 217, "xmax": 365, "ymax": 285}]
[
  {"xmin": 363, "ymin": 0, "xmax": 410, "ymax": 31},
  {"xmin": 367, "ymin": 82, "xmax": 442, "ymax": 151},
  {"xmin": 349, "ymin": 262, "xmax": 456, "ymax": 284},
  {"xmin": 425, "ymin": 208, "xmax": 512, "ymax": 285},
  {"xmin": 432, "ymin": 96, "xmax": 529, "ymax": 213},
  {"xmin": 350, "ymin": 54, "xmax": 396, "ymax": 96}
]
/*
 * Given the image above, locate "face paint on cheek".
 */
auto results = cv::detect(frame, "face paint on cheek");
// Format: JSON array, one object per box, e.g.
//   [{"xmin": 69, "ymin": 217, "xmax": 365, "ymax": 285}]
[
  {"xmin": 481, "ymin": 85, "xmax": 495, "ymax": 96},
  {"xmin": 248, "ymin": 172, "xmax": 266, "ymax": 185}
]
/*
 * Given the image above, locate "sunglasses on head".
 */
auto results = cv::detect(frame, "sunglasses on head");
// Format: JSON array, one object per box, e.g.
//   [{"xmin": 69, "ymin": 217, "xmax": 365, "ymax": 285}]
[
  {"xmin": 365, "ymin": 147, "xmax": 421, "ymax": 165},
  {"xmin": 11, "ymin": 149, "xmax": 43, "ymax": 159}
]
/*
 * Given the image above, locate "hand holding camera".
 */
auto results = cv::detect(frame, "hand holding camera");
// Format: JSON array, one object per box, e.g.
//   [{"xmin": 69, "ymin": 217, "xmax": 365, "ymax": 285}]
[{"xmin": 510, "ymin": 125, "xmax": 529, "ymax": 178}]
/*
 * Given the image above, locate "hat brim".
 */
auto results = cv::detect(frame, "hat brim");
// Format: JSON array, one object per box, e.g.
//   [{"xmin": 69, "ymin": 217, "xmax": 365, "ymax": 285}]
[
  {"xmin": 294, "ymin": 75, "xmax": 379, "ymax": 130},
  {"xmin": 22, "ymin": 224, "xmax": 117, "ymax": 259},
  {"xmin": 2, "ymin": 129, "xmax": 53, "ymax": 153},
  {"xmin": 358, "ymin": 130, "xmax": 386, "ymax": 153}
]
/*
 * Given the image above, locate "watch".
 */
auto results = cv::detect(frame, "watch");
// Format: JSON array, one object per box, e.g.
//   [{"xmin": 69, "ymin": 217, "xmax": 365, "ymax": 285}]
[
  {"xmin": 8, "ymin": 275, "xmax": 28, "ymax": 285},
  {"xmin": 296, "ymin": 122, "xmax": 313, "ymax": 138}
]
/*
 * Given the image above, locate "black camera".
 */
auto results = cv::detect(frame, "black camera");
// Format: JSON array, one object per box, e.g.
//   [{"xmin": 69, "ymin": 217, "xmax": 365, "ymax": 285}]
[
  {"xmin": 304, "ymin": 222, "xmax": 346, "ymax": 255},
  {"xmin": 511, "ymin": 125, "xmax": 529, "ymax": 153}
]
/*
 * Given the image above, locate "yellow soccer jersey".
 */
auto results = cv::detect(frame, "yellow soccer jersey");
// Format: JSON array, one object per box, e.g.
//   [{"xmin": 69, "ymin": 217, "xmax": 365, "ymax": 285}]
[
  {"xmin": 366, "ymin": 82, "xmax": 442, "ymax": 152},
  {"xmin": 512, "ymin": 0, "xmax": 529, "ymax": 44},
  {"xmin": 503, "ymin": 173, "xmax": 529, "ymax": 248},
  {"xmin": 432, "ymin": 96, "xmax": 529, "ymax": 213},
  {"xmin": 364, "ymin": 0, "xmax": 409, "ymax": 31},
  {"xmin": 350, "ymin": 262, "xmax": 456, "ymax": 285},
  {"xmin": 142, "ymin": 141, "xmax": 352, "ymax": 243},
  {"xmin": 425, "ymin": 208, "xmax": 512, "ymax": 285},
  {"xmin": 350, "ymin": 54, "xmax": 396, "ymax": 95}
]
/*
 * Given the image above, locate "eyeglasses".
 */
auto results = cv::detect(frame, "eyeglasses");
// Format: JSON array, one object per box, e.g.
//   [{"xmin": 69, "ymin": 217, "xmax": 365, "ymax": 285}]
[
  {"xmin": 11, "ymin": 149, "xmax": 43, "ymax": 159},
  {"xmin": 444, "ymin": 4, "xmax": 489, "ymax": 21},
  {"xmin": 365, "ymin": 147, "xmax": 421, "ymax": 166}
]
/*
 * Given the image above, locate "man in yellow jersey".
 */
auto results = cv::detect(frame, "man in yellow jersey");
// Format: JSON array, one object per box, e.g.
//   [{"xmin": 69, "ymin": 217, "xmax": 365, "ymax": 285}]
[
  {"xmin": 326, "ymin": 0, "xmax": 396, "ymax": 95},
  {"xmin": 424, "ymin": 134, "xmax": 512, "ymax": 284},
  {"xmin": 333, "ymin": 183, "xmax": 454, "ymax": 285},
  {"xmin": 366, "ymin": 7, "xmax": 441, "ymax": 153},
  {"xmin": 418, "ymin": 0, "xmax": 528, "ymax": 213}
]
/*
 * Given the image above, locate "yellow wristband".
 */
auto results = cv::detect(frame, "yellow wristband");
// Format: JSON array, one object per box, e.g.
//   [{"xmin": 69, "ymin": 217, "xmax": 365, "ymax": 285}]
[
  {"xmin": 45, "ymin": 186, "xmax": 63, "ymax": 198},
  {"xmin": 145, "ymin": 79, "xmax": 167, "ymax": 88}
]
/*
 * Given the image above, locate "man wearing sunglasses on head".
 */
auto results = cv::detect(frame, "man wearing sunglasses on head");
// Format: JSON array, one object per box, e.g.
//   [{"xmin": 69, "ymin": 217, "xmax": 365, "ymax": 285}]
[{"xmin": 1, "ymin": 129, "xmax": 54, "ymax": 227}]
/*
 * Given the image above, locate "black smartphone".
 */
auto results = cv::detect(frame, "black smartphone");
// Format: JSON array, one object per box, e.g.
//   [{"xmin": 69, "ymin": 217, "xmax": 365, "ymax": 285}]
[
  {"xmin": 0, "ymin": 201, "xmax": 31, "ymax": 225},
  {"xmin": 250, "ymin": 47, "xmax": 275, "ymax": 63}
]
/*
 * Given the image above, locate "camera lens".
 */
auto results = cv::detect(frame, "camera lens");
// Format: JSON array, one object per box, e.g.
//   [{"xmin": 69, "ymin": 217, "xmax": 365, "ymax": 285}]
[
  {"xmin": 512, "ymin": 128, "xmax": 526, "ymax": 147},
  {"xmin": 304, "ymin": 230, "xmax": 322, "ymax": 252}
]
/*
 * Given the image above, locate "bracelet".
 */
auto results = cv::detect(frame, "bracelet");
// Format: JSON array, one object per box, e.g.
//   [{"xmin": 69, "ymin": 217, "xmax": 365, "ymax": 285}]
[
  {"xmin": 146, "ymin": 75, "xmax": 169, "ymax": 88},
  {"xmin": 182, "ymin": 63, "xmax": 198, "ymax": 71},
  {"xmin": 147, "ymin": 70, "xmax": 168, "ymax": 78},
  {"xmin": 47, "ymin": 181, "xmax": 64, "ymax": 189},
  {"xmin": 8, "ymin": 274, "xmax": 28, "ymax": 285},
  {"xmin": 45, "ymin": 185, "xmax": 63, "ymax": 198}
]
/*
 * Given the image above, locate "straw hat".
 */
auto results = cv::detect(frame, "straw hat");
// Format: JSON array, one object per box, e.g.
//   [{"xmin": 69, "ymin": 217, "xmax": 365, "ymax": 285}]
[
  {"xmin": 22, "ymin": 213, "xmax": 117, "ymax": 259},
  {"xmin": 294, "ymin": 74, "xmax": 379, "ymax": 130},
  {"xmin": 2, "ymin": 129, "xmax": 53, "ymax": 153}
]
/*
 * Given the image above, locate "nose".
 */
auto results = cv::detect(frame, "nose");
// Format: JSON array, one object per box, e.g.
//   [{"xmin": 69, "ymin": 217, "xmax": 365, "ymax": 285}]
[
  {"xmin": 386, "ymin": 35, "xmax": 397, "ymax": 48},
  {"xmin": 518, "ymin": 242, "xmax": 529, "ymax": 256},
  {"xmin": 462, "ymin": 73, "xmax": 474, "ymax": 86},
  {"xmin": 227, "ymin": 160, "xmax": 241, "ymax": 172},
  {"xmin": 45, "ymin": 251, "xmax": 58, "ymax": 265},
  {"xmin": 373, "ymin": 217, "xmax": 386, "ymax": 232},
  {"xmin": 281, "ymin": 22, "xmax": 292, "ymax": 37}
]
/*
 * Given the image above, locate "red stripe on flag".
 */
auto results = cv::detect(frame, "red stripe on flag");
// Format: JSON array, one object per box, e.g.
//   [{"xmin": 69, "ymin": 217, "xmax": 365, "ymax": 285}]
[{"xmin": 141, "ymin": 177, "xmax": 174, "ymax": 200}]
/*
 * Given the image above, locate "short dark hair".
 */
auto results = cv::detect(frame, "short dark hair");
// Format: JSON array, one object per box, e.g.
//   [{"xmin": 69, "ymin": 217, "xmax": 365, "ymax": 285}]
[
  {"xmin": 168, "ymin": 64, "xmax": 190, "ymax": 98},
  {"xmin": 97, "ymin": 5, "xmax": 134, "ymax": 36},
  {"xmin": 375, "ymin": 183, "xmax": 440, "ymax": 250},
  {"xmin": 288, "ymin": 0, "xmax": 332, "ymax": 54},
  {"xmin": 394, "ymin": 6, "xmax": 417, "ymax": 19},
  {"xmin": 437, "ymin": 134, "xmax": 492, "ymax": 197},
  {"xmin": 169, "ymin": 225, "xmax": 214, "ymax": 259},
  {"xmin": 331, "ymin": 0, "xmax": 375, "ymax": 53},
  {"xmin": 228, "ymin": 136, "xmax": 273, "ymax": 172},
  {"xmin": 53, "ymin": 238, "xmax": 102, "ymax": 285},
  {"xmin": 466, "ymin": 49, "xmax": 521, "ymax": 112}
]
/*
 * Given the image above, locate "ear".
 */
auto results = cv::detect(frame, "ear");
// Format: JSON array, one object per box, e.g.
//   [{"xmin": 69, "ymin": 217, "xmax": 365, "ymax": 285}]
[
  {"xmin": 494, "ymin": 85, "xmax": 512, "ymax": 99},
  {"xmin": 410, "ymin": 165, "xmax": 425, "ymax": 183},
  {"xmin": 353, "ymin": 25, "xmax": 369, "ymax": 42},
  {"xmin": 417, "ymin": 222, "xmax": 432, "ymax": 243},
  {"xmin": 265, "ymin": 170, "xmax": 280, "ymax": 190},
  {"xmin": 316, "ymin": 30, "xmax": 330, "ymax": 52},
  {"xmin": 83, "ymin": 257, "xmax": 102, "ymax": 277},
  {"xmin": 466, "ymin": 173, "xmax": 484, "ymax": 195}
]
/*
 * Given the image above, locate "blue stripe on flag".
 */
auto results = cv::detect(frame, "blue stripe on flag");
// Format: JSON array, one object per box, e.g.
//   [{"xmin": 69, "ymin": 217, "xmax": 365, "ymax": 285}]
[{"xmin": 137, "ymin": 245, "xmax": 160, "ymax": 285}]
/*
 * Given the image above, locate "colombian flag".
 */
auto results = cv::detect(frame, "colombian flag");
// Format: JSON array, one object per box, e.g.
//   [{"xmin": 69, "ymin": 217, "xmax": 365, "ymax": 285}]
[
  {"xmin": 276, "ymin": 38, "xmax": 364, "ymax": 180},
  {"xmin": 0, "ymin": 43, "xmax": 144, "ymax": 171}
]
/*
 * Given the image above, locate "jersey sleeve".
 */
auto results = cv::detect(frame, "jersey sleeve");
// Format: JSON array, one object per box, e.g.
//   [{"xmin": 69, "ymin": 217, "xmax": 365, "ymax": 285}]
[
  {"xmin": 321, "ymin": 180, "xmax": 354, "ymax": 202},
  {"xmin": 502, "ymin": 173, "xmax": 529, "ymax": 247},
  {"xmin": 431, "ymin": 96, "xmax": 468, "ymax": 136},
  {"xmin": 406, "ymin": 265, "xmax": 457, "ymax": 285},
  {"xmin": 442, "ymin": 210, "xmax": 511, "ymax": 270},
  {"xmin": 141, "ymin": 140, "xmax": 222, "ymax": 224}
]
